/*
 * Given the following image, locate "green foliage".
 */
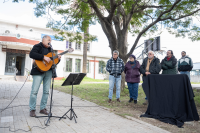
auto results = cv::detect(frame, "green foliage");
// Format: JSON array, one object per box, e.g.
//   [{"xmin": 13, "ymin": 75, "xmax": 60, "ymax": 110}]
[{"xmin": 12, "ymin": 0, "xmax": 200, "ymax": 47}]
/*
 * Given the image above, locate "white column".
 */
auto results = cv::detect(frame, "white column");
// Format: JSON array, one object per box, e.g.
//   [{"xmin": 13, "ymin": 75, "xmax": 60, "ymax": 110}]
[
  {"xmin": 25, "ymin": 54, "xmax": 31, "ymax": 73},
  {"xmin": 72, "ymin": 57, "xmax": 75, "ymax": 73},
  {"xmin": 56, "ymin": 55, "xmax": 65, "ymax": 77},
  {"xmin": 0, "ymin": 45, "xmax": 6, "ymax": 75}
]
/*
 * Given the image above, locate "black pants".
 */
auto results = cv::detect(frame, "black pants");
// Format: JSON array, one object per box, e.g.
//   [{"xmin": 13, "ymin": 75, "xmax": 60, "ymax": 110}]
[{"xmin": 142, "ymin": 76, "xmax": 148, "ymax": 100}]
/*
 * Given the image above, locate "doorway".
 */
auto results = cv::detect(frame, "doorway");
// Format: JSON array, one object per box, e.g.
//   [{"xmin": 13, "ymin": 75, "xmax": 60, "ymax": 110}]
[
  {"xmin": 16, "ymin": 56, "xmax": 25, "ymax": 75},
  {"xmin": 5, "ymin": 52, "xmax": 26, "ymax": 76}
]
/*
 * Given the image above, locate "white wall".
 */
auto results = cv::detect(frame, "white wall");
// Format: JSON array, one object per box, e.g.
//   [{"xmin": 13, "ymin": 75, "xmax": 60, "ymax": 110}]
[{"xmin": 0, "ymin": 20, "xmax": 111, "ymax": 79}]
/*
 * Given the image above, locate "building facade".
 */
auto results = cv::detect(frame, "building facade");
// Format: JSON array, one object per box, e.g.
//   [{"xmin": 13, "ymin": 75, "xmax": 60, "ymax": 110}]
[{"xmin": 0, "ymin": 20, "xmax": 110, "ymax": 79}]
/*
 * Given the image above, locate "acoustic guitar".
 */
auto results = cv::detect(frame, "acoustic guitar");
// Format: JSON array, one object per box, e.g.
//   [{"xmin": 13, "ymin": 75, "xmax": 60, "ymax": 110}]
[{"xmin": 34, "ymin": 48, "xmax": 74, "ymax": 72}]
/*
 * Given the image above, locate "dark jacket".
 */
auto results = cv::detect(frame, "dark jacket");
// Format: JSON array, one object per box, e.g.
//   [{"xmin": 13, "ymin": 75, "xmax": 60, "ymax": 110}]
[
  {"xmin": 161, "ymin": 56, "xmax": 177, "ymax": 74},
  {"xmin": 30, "ymin": 42, "xmax": 52, "ymax": 75},
  {"xmin": 124, "ymin": 61, "xmax": 141, "ymax": 83},
  {"xmin": 178, "ymin": 56, "xmax": 193, "ymax": 71},
  {"xmin": 140, "ymin": 56, "xmax": 161, "ymax": 76},
  {"xmin": 106, "ymin": 57, "xmax": 125, "ymax": 75}
]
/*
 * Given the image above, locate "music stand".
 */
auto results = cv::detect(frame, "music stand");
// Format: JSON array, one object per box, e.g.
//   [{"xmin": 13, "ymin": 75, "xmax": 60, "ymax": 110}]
[{"xmin": 59, "ymin": 73, "xmax": 86, "ymax": 123}]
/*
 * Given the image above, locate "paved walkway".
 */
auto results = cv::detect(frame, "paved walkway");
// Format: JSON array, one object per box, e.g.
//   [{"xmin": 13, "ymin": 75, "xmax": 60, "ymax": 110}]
[{"xmin": 0, "ymin": 80, "xmax": 170, "ymax": 133}]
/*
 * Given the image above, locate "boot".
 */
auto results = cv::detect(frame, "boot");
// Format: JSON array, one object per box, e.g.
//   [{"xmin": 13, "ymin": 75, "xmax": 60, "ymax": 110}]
[
  {"xmin": 117, "ymin": 98, "xmax": 121, "ymax": 102},
  {"xmin": 129, "ymin": 98, "xmax": 133, "ymax": 103},
  {"xmin": 134, "ymin": 100, "xmax": 137, "ymax": 104},
  {"xmin": 108, "ymin": 99, "xmax": 112, "ymax": 103}
]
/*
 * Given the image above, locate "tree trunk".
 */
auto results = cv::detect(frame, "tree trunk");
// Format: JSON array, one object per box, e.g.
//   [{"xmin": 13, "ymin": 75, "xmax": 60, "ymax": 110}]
[
  {"xmin": 99, "ymin": 19, "xmax": 129, "ymax": 91},
  {"xmin": 82, "ymin": 27, "xmax": 89, "ymax": 73},
  {"xmin": 118, "ymin": 31, "xmax": 128, "ymax": 91}
]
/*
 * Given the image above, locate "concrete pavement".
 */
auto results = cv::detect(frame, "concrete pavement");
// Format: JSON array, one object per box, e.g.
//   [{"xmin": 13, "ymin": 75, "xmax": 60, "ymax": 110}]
[{"xmin": 0, "ymin": 80, "xmax": 170, "ymax": 133}]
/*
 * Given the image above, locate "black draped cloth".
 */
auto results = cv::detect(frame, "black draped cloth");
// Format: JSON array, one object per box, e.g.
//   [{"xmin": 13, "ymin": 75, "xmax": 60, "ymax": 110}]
[{"xmin": 140, "ymin": 74, "xmax": 199, "ymax": 128}]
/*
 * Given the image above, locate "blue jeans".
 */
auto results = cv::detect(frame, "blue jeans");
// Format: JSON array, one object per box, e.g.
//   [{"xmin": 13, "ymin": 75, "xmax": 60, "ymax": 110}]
[
  {"xmin": 127, "ymin": 83, "xmax": 139, "ymax": 100},
  {"xmin": 108, "ymin": 75, "xmax": 121, "ymax": 99},
  {"xmin": 180, "ymin": 71, "xmax": 190, "ymax": 80},
  {"xmin": 29, "ymin": 70, "xmax": 52, "ymax": 111}
]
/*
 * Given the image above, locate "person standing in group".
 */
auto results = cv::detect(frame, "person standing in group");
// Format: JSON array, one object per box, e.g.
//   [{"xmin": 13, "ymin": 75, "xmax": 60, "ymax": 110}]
[
  {"xmin": 124, "ymin": 55, "xmax": 141, "ymax": 104},
  {"xmin": 140, "ymin": 51, "xmax": 161, "ymax": 105},
  {"xmin": 161, "ymin": 50, "xmax": 177, "ymax": 74},
  {"xmin": 178, "ymin": 51, "xmax": 193, "ymax": 79},
  {"xmin": 106, "ymin": 50, "xmax": 125, "ymax": 103}
]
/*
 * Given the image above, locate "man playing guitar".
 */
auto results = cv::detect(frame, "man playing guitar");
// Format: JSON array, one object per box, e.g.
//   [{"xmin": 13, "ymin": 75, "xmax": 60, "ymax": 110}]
[{"xmin": 29, "ymin": 35, "xmax": 61, "ymax": 117}]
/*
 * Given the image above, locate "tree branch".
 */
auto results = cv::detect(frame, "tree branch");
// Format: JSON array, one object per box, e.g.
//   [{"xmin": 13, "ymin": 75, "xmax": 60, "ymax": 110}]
[
  {"xmin": 116, "ymin": 0, "xmax": 126, "ymax": 7},
  {"xmin": 161, "ymin": 9, "xmax": 200, "ymax": 21},
  {"xmin": 80, "ymin": 0, "xmax": 89, "ymax": 3},
  {"xmin": 107, "ymin": 0, "xmax": 117, "ymax": 22},
  {"xmin": 127, "ymin": 0, "xmax": 182, "ymax": 57},
  {"xmin": 126, "ymin": 0, "xmax": 141, "ymax": 28},
  {"xmin": 140, "ymin": 5, "xmax": 167, "ymax": 9},
  {"xmin": 88, "ymin": 0, "xmax": 105, "ymax": 21}
]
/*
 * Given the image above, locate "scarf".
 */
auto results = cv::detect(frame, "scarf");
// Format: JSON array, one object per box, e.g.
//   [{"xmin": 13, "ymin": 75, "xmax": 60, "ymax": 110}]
[
  {"xmin": 130, "ymin": 61, "xmax": 136, "ymax": 69},
  {"xmin": 167, "ymin": 57, "xmax": 171, "ymax": 61},
  {"xmin": 146, "ymin": 57, "xmax": 154, "ymax": 72}
]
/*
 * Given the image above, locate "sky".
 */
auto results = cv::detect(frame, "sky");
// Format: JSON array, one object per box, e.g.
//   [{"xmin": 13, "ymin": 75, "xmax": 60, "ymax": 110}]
[{"xmin": 0, "ymin": 0, "xmax": 200, "ymax": 62}]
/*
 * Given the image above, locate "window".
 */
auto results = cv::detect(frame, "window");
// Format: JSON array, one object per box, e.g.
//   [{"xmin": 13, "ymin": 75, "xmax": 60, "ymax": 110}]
[
  {"xmin": 66, "ymin": 58, "xmax": 72, "ymax": 72},
  {"xmin": 87, "ymin": 60, "xmax": 89, "ymax": 73},
  {"xmin": 66, "ymin": 41, "xmax": 72, "ymax": 49},
  {"xmin": 87, "ymin": 43, "xmax": 90, "ymax": 52},
  {"xmin": 75, "ymin": 43, "xmax": 81, "ymax": 50},
  {"xmin": 69, "ymin": 42, "xmax": 72, "ymax": 48},
  {"xmin": 75, "ymin": 59, "xmax": 81, "ymax": 72},
  {"xmin": 99, "ymin": 61, "xmax": 106, "ymax": 74}
]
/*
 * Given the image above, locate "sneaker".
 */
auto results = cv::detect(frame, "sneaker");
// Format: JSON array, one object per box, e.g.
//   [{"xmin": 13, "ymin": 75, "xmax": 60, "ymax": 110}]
[
  {"xmin": 134, "ymin": 100, "xmax": 137, "ymax": 104},
  {"xmin": 129, "ymin": 98, "xmax": 133, "ymax": 103}
]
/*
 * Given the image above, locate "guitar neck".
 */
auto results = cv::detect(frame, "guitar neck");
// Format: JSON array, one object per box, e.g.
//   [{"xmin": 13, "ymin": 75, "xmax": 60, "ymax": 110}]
[
  {"xmin": 58, "ymin": 50, "xmax": 69, "ymax": 56},
  {"xmin": 52, "ymin": 50, "xmax": 69, "ymax": 59}
]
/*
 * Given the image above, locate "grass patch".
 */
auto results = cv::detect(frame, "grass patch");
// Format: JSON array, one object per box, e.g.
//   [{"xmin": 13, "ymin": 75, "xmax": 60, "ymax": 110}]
[
  {"xmin": 54, "ymin": 81, "xmax": 200, "ymax": 133},
  {"xmin": 54, "ymin": 81, "xmax": 147, "ymax": 108},
  {"xmin": 61, "ymin": 76, "xmax": 109, "ymax": 82},
  {"xmin": 191, "ymin": 82, "xmax": 200, "ymax": 84}
]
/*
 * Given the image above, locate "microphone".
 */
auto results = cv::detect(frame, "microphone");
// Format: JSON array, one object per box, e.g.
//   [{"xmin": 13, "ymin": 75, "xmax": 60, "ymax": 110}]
[
  {"xmin": 48, "ymin": 43, "xmax": 52, "ymax": 47},
  {"xmin": 48, "ymin": 43, "xmax": 53, "ymax": 51}
]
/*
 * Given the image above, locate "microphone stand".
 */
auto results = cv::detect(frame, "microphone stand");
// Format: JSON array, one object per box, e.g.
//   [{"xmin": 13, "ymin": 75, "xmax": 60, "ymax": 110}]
[{"xmin": 35, "ymin": 43, "xmax": 65, "ymax": 126}]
